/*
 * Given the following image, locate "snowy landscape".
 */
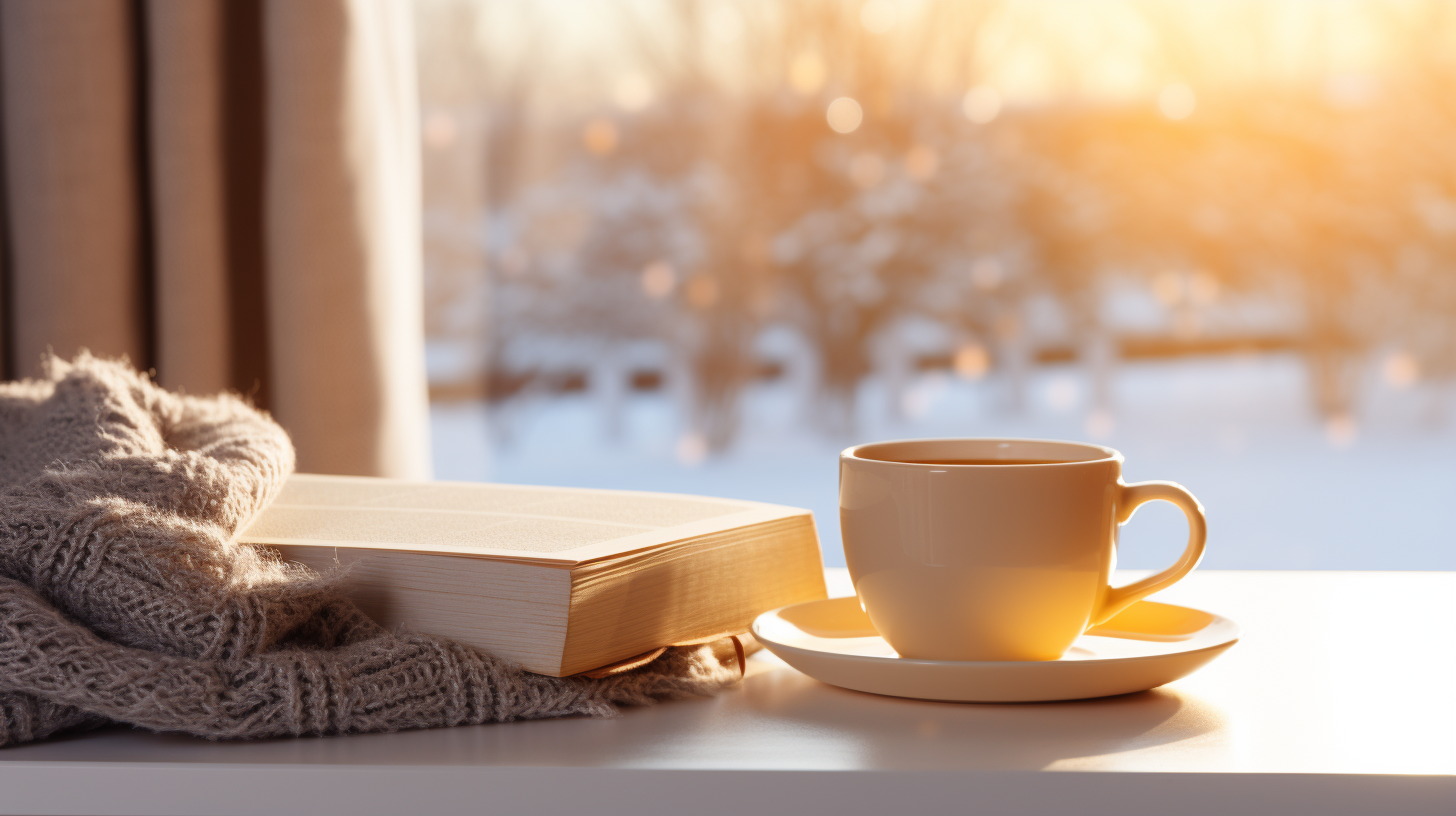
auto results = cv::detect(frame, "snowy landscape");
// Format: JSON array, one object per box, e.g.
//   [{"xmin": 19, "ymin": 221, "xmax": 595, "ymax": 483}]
[
  {"xmin": 431, "ymin": 351, "xmax": 1456, "ymax": 571},
  {"xmin": 418, "ymin": 1, "xmax": 1456, "ymax": 573}
]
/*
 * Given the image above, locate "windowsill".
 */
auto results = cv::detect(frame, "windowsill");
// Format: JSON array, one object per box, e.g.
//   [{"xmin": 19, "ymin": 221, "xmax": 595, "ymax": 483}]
[{"xmin": 1, "ymin": 569, "xmax": 1451, "ymax": 816}]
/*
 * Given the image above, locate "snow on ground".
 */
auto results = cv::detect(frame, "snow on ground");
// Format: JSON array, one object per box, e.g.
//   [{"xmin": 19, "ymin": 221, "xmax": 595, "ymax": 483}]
[{"xmin": 430, "ymin": 352, "xmax": 1456, "ymax": 570}]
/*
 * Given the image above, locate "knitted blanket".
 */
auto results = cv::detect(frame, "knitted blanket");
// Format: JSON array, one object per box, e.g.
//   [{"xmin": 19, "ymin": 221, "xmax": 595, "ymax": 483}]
[{"xmin": 0, "ymin": 355, "xmax": 738, "ymax": 747}]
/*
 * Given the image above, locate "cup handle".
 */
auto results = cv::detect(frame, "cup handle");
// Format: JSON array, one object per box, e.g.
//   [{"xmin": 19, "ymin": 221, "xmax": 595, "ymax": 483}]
[{"xmin": 1090, "ymin": 480, "xmax": 1207, "ymax": 626}]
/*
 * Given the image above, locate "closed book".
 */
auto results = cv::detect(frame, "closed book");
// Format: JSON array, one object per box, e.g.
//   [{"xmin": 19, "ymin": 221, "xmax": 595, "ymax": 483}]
[{"xmin": 239, "ymin": 474, "xmax": 827, "ymax": 676}]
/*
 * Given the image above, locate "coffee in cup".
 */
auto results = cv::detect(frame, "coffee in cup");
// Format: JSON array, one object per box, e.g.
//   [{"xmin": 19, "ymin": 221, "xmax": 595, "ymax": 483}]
[{"xmin": 840, "ymin": 438, "xmax": 1206, "ymax": 662}]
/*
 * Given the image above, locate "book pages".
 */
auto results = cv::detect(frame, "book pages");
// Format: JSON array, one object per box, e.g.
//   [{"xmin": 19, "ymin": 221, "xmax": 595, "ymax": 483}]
[{"xmin": 241, "ymin": 474, "xmax": 808, "ymax": 565}]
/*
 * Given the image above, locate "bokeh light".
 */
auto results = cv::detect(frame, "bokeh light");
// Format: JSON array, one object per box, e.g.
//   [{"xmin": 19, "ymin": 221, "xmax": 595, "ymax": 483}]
[
  {"xmin": 961, "ymin": 86, "xmax": 1000, "ymax": 124},
  {"xmin": 418, "ymin": 0, "xmax": 1456, "ymax": 572},
  {"xmin": 953, "ymin": 344, "xmax": 990, "ymax": 379},
  {"xmin": 789, "ymin": 51, "xmax": 827, "ymax": 95},
  {"xmin": 826, "ymin": 97, "xmax": 864, "ymax": 133}
]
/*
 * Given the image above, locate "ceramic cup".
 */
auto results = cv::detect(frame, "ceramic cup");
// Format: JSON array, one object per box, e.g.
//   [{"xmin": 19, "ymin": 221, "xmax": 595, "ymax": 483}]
[{"xmin": 840, "ymin": 438, "xmax": 1206, "ymax": 662}]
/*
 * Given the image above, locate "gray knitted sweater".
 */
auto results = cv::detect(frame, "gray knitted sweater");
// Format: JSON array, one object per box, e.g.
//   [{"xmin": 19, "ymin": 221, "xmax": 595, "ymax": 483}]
[{"xmin": 0, "ymin": 355, "xmax": 736, "ymax": 747}]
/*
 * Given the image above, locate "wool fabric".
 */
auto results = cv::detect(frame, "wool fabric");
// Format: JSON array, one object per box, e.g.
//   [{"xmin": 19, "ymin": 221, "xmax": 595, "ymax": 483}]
[{"xmin": 0, "ymin": 355, "xmax": 737, "ymax": 747}]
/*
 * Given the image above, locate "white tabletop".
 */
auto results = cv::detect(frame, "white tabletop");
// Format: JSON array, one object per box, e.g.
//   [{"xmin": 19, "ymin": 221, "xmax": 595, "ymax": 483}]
[{"xmin": 1, "ymin": 570, "xmax": 1452, "ymax": 816}]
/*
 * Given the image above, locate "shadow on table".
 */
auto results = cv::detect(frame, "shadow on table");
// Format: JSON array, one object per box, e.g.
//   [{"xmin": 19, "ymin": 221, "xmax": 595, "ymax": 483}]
[
  {"xmin": 0, "ymin": 662, "xmax": 1228, "ymax": 771},
  {"xmin": 737, "ymin": 661, "xmax": 1229, "ymax": 771}
]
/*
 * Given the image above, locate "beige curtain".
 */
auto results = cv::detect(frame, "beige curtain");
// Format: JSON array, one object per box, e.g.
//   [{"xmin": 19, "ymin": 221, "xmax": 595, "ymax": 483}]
[{"xmin": 0, "ymin": 0, "xmax": 431, "ymax": 480}]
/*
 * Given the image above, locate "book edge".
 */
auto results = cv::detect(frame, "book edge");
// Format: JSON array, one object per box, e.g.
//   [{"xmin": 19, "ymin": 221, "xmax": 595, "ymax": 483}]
[
  {"xmin": 557, "ymin": 513, "xmax": 829, "ymax": 676},
  {"xmin": 243, "ymin": 494, "xmax": 813, "ymax": 568}
]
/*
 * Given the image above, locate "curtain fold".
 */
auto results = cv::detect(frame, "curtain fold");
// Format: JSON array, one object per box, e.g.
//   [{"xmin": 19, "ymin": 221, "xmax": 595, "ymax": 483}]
[
  {"xmin": 265, "ymin": 0, "xmax": 430, "ymax": 480},
  {"xmin": 0, "ymin": 0, "xmax": 430, "ymax": 479},
  {"xmin": 0, "ymin": 0, "xmax": 147, "ymax": 372},
  {"xmin": 146, "ymin": 0, "xmax": 232, "ymax": 396}
]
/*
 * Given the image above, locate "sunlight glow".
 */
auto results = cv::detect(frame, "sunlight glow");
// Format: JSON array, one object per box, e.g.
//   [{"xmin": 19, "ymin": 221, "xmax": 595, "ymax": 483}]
[
  {"xmin": 612, "ymin": 73, "xmax": 654, "ymax": 111},
  {"xmin": 827, "ymin": 97, "xmax": 864, "ymax": 133},
  {"xmin": 789, "ymin": 51, "xmax": 827, "ymax": 95},
  {"xmin": 860, "ymin": 0, "xmax": 898, "ymax": 34},
  {"xmin": 707, "ymin": 5, "xmax": 744, "ymax": 43}
]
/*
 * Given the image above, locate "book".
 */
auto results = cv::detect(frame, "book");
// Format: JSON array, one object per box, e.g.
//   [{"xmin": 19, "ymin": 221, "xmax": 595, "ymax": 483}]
[{"xmin": 239, "ymin": 474, "xmax": 828, "ymax": 676}]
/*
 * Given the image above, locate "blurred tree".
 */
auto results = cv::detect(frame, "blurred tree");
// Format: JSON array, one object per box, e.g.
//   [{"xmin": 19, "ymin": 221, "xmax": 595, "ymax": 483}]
[{"xmin": 427, "ymin": 0, "xmax": 1456, "ymax": 452}]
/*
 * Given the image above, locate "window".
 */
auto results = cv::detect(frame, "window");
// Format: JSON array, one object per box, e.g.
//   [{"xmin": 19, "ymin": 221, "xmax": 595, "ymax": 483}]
[{"xmin": 416, "ymin": 0, "xmax": 1456, "ymax": 570}]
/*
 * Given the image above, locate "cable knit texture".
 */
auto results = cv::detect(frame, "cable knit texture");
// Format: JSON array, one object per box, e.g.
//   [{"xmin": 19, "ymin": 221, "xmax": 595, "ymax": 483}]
[{"xmin": 0, "ymin": 355, "xmax": 738, "ymax": 747}]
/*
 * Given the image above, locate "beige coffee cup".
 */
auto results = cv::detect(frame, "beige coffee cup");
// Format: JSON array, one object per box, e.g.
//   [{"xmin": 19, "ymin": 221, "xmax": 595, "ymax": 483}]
[{"xmin": 840, "ymin": 438, "xmax": 1206, "ymax": 662}]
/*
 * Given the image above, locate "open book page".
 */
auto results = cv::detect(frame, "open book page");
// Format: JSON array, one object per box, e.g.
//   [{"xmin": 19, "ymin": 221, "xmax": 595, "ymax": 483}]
[{"xmin": 239, "ymin": 474, "xmax": 811, "ymax": 565}]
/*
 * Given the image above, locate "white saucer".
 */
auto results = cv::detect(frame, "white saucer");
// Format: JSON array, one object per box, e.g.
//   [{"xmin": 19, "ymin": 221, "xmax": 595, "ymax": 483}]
[{"xmin": 752, "ymin": 596, "xmax": 1240, "ymax": 703}]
